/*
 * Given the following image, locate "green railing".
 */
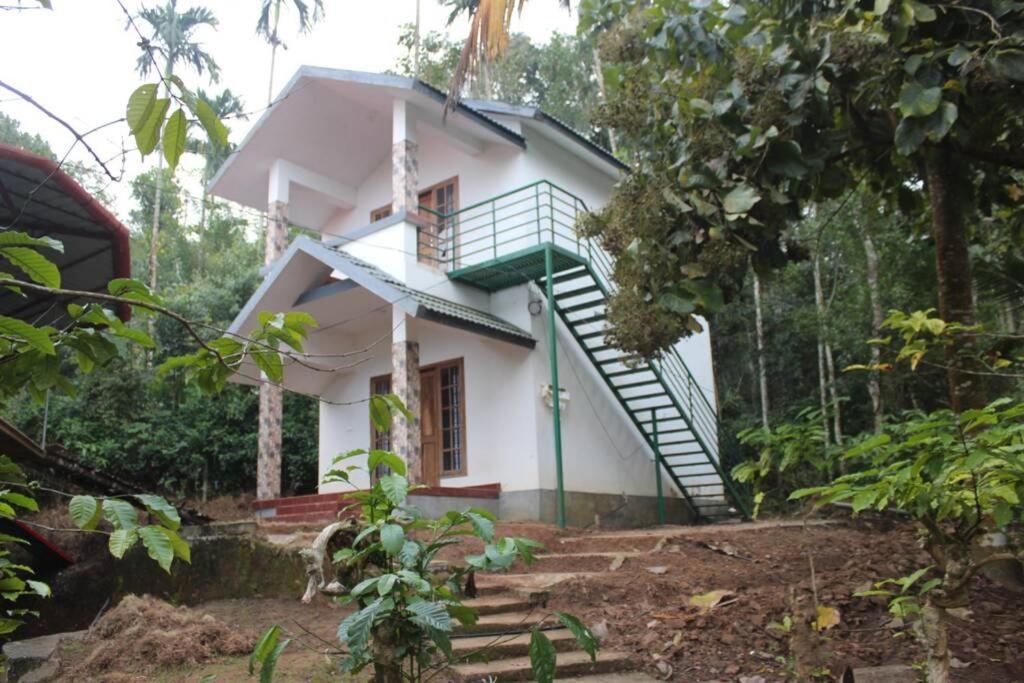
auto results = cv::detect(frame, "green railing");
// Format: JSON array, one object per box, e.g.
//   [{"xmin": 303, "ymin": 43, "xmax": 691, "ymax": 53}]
[{"xmin": 419, "ymin": 180, "xmax": 726, "ymax": 471}]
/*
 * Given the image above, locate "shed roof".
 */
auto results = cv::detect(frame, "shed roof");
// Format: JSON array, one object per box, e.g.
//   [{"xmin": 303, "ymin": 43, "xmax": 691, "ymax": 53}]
[{"xmin": 0, "ymin": 143, "xmax": 132, "ymax": 322}]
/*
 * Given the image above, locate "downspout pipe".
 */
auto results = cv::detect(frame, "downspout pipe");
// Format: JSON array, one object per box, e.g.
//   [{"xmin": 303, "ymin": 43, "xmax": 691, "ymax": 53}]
[{"xmin": 544, "ymin": 245, "xmax": 566, "ymax": 528}]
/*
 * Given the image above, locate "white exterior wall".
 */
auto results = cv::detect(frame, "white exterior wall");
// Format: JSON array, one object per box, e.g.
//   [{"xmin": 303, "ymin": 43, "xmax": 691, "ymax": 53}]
[
  {"xmin": 310, "ymin": 97, "xmax": 705, "ymax": 503},
  {"xmin": 318, "ymin": 315, "xmax": 540, "ymax": 494}
]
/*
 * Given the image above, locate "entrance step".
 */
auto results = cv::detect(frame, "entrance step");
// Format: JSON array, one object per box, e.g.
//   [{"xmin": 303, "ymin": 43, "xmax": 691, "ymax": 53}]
[
  {"xmin": 454, "ymin": 610, "xmax": 557, "ymax": 637},
  {"xmin": 463, "ymin": 595, "xmax": 535, "ymax": 616},
  {"xmin": 453, "ymin": 649, "xmax": 634, "ymax": 682},
  {"xmin": 451, "ymin": 628, "xmax": 579, "ymax": 658}
]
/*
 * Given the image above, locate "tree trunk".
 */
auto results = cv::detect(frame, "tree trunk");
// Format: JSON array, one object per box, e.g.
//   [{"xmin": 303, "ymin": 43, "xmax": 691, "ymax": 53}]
[
  {"xmin": 859, "ymin": 216, "xmax": 885, "ymax": 432},
  {"xmin": 815, "ymin": 317, "xmax": 831, "ymax": 441},
  {"xmin": 813, "ymin": 252, "xmax": 842, "ymax": 443},
  {"xmin": 752, "ymin": 267, "xmax": 769, "ymax": 429},
  {"xmin": 146, "ymin": 153, "xmax": 164, "ymax": 369},
  {"xmin": 924, "ymin": 147, "xmax": 986, "ymax": 412},
  {"xmin": 919, "ymin": 602, "xmax": 950, "ymax": 683},
  {"xmin": 371, "ymin": 621, "xmax": 403, "ymax": 683}
]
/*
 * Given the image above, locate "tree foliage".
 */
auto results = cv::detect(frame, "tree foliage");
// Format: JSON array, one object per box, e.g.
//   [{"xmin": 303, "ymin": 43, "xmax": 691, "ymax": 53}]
[{"xmin": 578, "ymin": 0, "xmax": 1024, "ymax": 411}]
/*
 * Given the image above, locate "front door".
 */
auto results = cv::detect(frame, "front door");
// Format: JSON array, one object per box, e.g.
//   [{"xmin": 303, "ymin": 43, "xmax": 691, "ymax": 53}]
[{"xmin": 420, "ymin": 367, "xmax": 441, "ymax": 487}]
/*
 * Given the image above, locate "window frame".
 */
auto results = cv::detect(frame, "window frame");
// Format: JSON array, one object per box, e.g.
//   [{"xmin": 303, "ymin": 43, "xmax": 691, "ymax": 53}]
[
  {"xmin": 423, "ymin": 357, "xmax": 467, "ymax": 478},
  {"xmin": 369, "ymin": 177, "xmax": 460, "ymax": 266}
]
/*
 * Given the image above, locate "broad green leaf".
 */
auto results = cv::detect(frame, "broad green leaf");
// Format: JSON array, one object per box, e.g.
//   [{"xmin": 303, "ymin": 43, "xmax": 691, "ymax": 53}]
[
  {"xmin": 134, "ymin": 494, "xmax": 181, "ymax": 531},
  {"xmin": 367, "ymin": 450, "xmax": 406, "ymax": 476},
  {"xmin": 380, "ymin": 523, "xmax": 405, "ymax": 555},
  {"xmin": 102, "ymin": 498, "xmax": 139, "ymax": 530},
  {"xmin": 948, "ymin": 44, "xmax": 972, "ymax": 67},
  {"xmin": 25, "ymin": 580, "xmax": 50, "ymax": 598},
  {"xmin": 722, "ymin": 184, "xmax": 760, "ymax": 215},
  {"xmin": 992, "ymin": 501, "xmax": 1013, "ymax": 528},
  {"xmin": 0, "ymin": 232, "xmax": 62, "ymax": 252},
  {"xmin": 4, "ymin": 315, "xmax": 54, "ymax": 355},
  {"xmin": 2, "ymin": 492, "xmax": 37, "ymax": 512},
  {"xmin": 399, "ymin": 540, "xmax": 420, "ymax": 567},
  {"xmin": 923, "ymin": 102, "xmax": 958, "ymax": 142},
  {"xmin": 873, "ymin": 0, "xmax": 891, "ymax": 14},
  {"xmin": 369, "ymin": 395, "xmax": 392, "ymax": 433},
  {"xmin": 894, "ymin": 116, "xmax": 927, "ymax": 155},
  {"xmin": 379, "ymin": 474, "xmax": 408, "ymax": 506},
  {"xmin": 194, "ymin": 97, "xmax": 230, "ymax": 148},
  {"xmin": 107, "ymin": 278, "xmax": 163, "ymax": 306},
  {"xmin": 466, "ymin": 511, "xmax": 495, "ymax": 542},
  {"xmin": 162, "ymin": 108, "xmax": 188, "ymax": 168},
  {"xmin": 138, "ymin": 525, "xmax": 174, "ymax": 572},
  {"xmin": 407, "ymin": 600, "xmax": 452, "ymax": 631},
  {"xmin": 0, "ymin": 247, "xmax": 59, "ymax": 289},
  {"xmin": 108, "ymin": 528, "xmax": 138, "ymax": 558},
  {"xmin": 261, "ymin": 636, "xmax": 289, "ymax": 683},
  {"xmin": 337, "ymin": 598, "xmax": 384, "ymax": 655},
  {"xmin": 898, "ymin": 82, "xmax": 941, "ymax": 118},
  {"xmin": 135, "ymin": 98, "xmax": 170, "ymax": 156},
  {"xmin": 529, "ymin": 629, "xmax": 558, "ymax": 683},
  {"xmin": 69, "ymin": 495, "xmax": 101, "ymax": 530},
  {"xmin": 991, "ymin": 50, "xmax": 1024, "ymax": 82},
  {"xmin": 351, "ymin": 576, "xmax": 381, "ymax": 596},
  {"xmin": 910, "ymin": 1, "xmax": 936, "ymax": 22},
  {"xmin": 250, "ymin": 625, "xmax": 281, "ymax": 675},
  {"xmin": 160, "ymin": 527, "xmax": 191, "ymax": 563},
  {"xmin": 376, "ymin": 574, "xmax": 398, "ymax": 596},
  {"xmin": 556, "ymin": 612, "xmax": 598, "ymax": 661},
  {"xmin": 250, "ymin": 349, "xmax": 283, "ymax": 384},
  {"xmin": 126, "ymin": 84, "xmax": 158, "ymax": 134}
]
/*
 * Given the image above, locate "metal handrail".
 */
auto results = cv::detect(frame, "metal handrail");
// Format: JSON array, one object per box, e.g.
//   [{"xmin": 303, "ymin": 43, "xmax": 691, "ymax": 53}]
[{"xmin": 419, "ymin": 180, "xmax": 719, "ymax": 422}]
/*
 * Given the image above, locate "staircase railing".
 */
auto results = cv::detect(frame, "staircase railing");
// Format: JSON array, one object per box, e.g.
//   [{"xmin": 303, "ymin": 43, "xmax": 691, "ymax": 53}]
[{"xmin": 419, "ymin": 180, "xmax": 746, "ymax": 511}]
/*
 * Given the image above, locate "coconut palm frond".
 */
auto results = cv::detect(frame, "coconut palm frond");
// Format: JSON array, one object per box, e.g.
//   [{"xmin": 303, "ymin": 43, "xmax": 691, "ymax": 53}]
[
  {"xmin": 445, "ymin": 0, "xmax": 570, "ymax": 113},
  {"xmin": 256, "ymin": 0, "xmax": 325, "ymax": 45}
]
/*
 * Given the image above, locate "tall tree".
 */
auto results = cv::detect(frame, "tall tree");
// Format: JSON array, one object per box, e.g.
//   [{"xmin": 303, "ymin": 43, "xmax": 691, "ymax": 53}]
[
  {"xmin": 578, "ymin": 0, "xmax": 1024, "ymax": 413},
  {"xmin": 256, "ymin": 0, "xmax": 324, "ymax": 105},
  {"xmin": 133, "ymin": 0, "xmax": 220, "ymax": 362},
  {"xmin": 187, "ymin": 87, "xmax": 246, "ymax": 229}
]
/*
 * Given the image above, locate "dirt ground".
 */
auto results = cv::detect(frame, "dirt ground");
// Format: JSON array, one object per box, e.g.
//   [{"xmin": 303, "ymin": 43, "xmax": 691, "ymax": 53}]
[
  {"xmin": 544, "ymin": 518, "xmax": 1024, "ymax": 682},
  {"xmin": 49, "ymin": 517, "xmax": 1024, "ymax": 682}
]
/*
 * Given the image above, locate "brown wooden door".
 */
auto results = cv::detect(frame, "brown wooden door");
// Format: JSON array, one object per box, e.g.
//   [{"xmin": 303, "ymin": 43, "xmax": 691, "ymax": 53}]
[{"xmin": 420, "ymin": 368, "xmax": 441, "ymax": 487}]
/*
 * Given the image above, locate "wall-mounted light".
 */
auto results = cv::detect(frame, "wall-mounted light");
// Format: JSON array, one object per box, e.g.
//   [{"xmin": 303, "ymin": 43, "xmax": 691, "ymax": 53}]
[{"xmin": 528, "ymin": 298, "xmax": 543, "ymax": 316}]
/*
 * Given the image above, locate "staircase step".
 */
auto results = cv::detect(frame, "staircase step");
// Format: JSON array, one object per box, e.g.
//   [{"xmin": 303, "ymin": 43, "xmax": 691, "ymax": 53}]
[
  {"xmin": 561, "ymin": 298, "xmax": 605, "ymax": 314},
  {"xmin": 464, "ymin": 595, "xmax": 535, "ymax": 616},
  {"xmin": 453, "ymin": 649, "xmax": 634, "ymax": 682},
  {"xmin": 547, "ymin": 269, "xmax": 589, "ymax": 285},
  {"xmin": 455, "ymin": 611, "xmax": 556, "ymax": 636},
  {"xmin": 558, "ymin": 284, "xmax": 602, "ymax": 299},
  {"xmin": 452, "ymin": 628, "xmax": 579, "ymax": 658}
]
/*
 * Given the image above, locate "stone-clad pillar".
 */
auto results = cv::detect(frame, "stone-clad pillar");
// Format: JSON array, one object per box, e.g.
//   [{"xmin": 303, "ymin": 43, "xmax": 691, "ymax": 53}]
[
  {"xmin": 257, "ymin": 176, "xmax": 290, "ymax": 500},
  {"xmin": 391, "ymin": 310, "xmax": 422, "ymax": 483},
  {"xmin": 392, "ymin": 99, "xmax": 418, "ymax": 214}
]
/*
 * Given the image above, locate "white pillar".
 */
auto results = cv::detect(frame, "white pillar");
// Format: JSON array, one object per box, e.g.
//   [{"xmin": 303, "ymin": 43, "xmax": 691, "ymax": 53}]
[{"xmin": 392, "ymin": 99, "xmax": 419, "ymax": 214}]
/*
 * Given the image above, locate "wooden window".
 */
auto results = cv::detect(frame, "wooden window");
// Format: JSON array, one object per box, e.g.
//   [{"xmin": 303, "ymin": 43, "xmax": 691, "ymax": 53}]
[
  {"xmin": 369, "ymin": 178, "xmax": 459, "ymax": 265},
  {"xmin": 437, "ymin": 359, "xmax": 466, "ymax": 476}
]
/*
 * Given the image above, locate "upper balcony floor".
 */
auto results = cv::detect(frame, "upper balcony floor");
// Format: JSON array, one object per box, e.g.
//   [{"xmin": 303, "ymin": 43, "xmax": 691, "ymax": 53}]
[{"xmin": 207, "ymin": 67, "xmax": 626, "ymax": 282}]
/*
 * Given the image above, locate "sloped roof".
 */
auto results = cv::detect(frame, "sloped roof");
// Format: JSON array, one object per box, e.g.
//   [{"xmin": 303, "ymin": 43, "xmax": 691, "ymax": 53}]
[
  {"xmin": 228, "ymin": 235, "xmax": 534, "ymax": 349},
  {"xmin": 0, "ymin": 143, "xmax": 132, "ymax": 322}
]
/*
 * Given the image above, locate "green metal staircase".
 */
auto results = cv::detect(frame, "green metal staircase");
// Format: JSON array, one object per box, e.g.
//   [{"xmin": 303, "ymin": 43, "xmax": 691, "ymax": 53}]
[{"xmin": 421, "ymin": 181, "xmax": 750, "ymax": 523}]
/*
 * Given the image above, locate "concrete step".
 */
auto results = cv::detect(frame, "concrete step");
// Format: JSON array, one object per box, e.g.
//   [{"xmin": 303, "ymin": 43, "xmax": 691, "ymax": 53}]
[
  {"xmin": 451, "ymin": 628, "xmax": 579, "ymax": 658},
  {"xmin": 464, "ymin": 595, "xmax": 534, "ymax": 616},
  {"xmin": 453, "ymin": 649, "xmax": 634, "ymax": 681},
  {"xmin": 454, "ymin": 610, "xmax": 556, "ymax": 637},
  {"xmin": 265, "ymin": 511, "xmax": 339, "ymax": 524}
]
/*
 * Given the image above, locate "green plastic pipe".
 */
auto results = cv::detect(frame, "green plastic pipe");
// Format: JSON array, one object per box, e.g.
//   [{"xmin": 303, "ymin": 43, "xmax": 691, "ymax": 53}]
[
  {"xmin": 545, "ymin": 245, "xmax": 566, "ymax": 528},
  {"xmin": 653, "ymin": 409, "xmax": 665, "ymax": 525}
]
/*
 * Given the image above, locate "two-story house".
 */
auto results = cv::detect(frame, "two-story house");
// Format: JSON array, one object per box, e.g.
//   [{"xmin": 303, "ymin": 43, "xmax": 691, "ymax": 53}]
[{"xmin": 211, "ymin": 68, "xmax": 745, "ymax": 528}]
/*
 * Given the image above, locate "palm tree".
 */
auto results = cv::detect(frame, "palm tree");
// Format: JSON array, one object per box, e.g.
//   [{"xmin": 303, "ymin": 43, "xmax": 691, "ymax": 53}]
[
  {"xmin": 133, "ymin": 0, "xmax": 219, "ymax": 357},
  {"xmin": 256, "ymin": 0, "xmax": 325, "ymax": 106},
  {"xmin": 187, "ymin": 88, "xmax": 247, "ymax": 229},
  {"xmin": 446, "ymin": 0, "xmax": 569, "ymax": 105}
]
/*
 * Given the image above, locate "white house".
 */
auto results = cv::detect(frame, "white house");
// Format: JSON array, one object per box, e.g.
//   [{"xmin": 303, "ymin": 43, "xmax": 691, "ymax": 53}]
[{"xmin": 212, "ymin": 68, "xmax": 746, "ymax": 528}]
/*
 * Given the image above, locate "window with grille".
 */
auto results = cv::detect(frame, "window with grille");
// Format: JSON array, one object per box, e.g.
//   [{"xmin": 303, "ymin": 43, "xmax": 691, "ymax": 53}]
[
  {"xmin": 439, "ymin": 361, "xmax": 466, "ymax": 476},
  {"xmin": 370, "ymin": 204, "xmax": 393, "ymax": 222}
]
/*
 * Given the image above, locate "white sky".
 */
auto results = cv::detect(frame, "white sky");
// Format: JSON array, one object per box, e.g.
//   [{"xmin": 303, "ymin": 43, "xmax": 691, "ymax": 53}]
[{"xmin": 0, "ymin": 0, "xmax": 577, "ymax": 222}]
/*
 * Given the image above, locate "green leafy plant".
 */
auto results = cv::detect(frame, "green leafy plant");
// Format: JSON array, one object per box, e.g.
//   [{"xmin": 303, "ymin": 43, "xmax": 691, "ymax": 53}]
[
  {"xmin": 790, "ymin": 400, "xmax": 1024, "ymax": 682},
  {"xmin": 733, "ymin": 407, "xmax": 841, "ymax": 517},
  {"xmin": 251, "ymin": 396, "xmax": 599, "ymax": 683}
]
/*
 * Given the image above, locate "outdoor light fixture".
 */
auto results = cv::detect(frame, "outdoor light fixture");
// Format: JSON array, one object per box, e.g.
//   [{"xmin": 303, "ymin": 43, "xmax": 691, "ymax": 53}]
[{"xmin": 528, "ymin": 298, "xmax": 543, "ymax": 316}]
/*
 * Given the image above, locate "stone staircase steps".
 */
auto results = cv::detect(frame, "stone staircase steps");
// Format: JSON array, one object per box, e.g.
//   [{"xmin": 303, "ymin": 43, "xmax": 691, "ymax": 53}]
[
  {"xmin": 454, "ymin": 610, "xmax": 559, "ymax": 637},
  {"xmin": 451, "ymin": 628, "xmax": 580, "ymax": 657},
  {"xmin": 463, "ymin": 595, "xmax": 536, "ymax": 616},
  {"xmin": 453, "ymin": 650, "xmax": 635, "ymax": 682}
]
